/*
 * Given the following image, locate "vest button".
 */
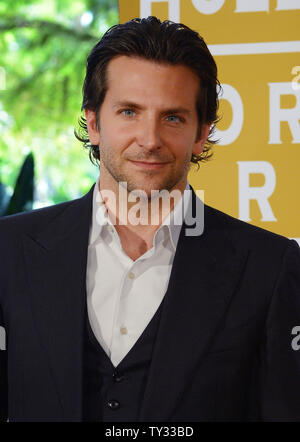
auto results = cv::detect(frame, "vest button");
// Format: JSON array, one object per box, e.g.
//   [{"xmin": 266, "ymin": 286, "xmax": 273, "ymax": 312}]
[
  {"xmin": 108, "ymin": 399, "xmax": 120, "ymax": 410},
  {"xmin": 113, "ymin": 372, "xmax": 125, "ymax": 382}
]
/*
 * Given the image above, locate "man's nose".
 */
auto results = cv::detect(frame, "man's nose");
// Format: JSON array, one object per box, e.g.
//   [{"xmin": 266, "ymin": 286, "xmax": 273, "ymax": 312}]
[{"xmin": 136, "ymin": 118, "xmax": 162, "ymax": 150}]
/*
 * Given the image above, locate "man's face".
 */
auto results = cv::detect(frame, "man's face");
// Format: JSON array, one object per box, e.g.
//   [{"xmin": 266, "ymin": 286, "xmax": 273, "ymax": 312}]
[{"xmin": 86, "ymin": 56, "xmax": 210, "ymax": 197}]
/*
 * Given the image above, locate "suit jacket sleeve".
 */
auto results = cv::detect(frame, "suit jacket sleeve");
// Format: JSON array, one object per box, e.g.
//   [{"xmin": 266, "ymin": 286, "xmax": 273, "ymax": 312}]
[{"xmin": 261, "ymin": 239, "xmax": 300, "ymax": 421}]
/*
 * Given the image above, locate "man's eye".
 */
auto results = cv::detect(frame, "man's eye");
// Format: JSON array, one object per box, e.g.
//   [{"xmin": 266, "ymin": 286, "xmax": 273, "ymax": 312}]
[
  {"xmin": 121, "ymin": 109, "xmax": 136, "ymax": 117},
  {"xmin": 166, "ymin": 115, "xmax": 181, "ymax": 123}
]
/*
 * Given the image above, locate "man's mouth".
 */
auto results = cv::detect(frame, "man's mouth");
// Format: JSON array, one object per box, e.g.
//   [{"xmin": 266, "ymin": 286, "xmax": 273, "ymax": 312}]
[{"xmin": 128, "ymin": 160, "xmax": 169, "ymax": 169}]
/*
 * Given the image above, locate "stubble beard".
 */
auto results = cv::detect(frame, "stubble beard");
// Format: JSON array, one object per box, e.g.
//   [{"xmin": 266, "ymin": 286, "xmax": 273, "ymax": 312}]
[{"xmin": 100, "ymin": 144, "xmax": 191, "ymax": 201}]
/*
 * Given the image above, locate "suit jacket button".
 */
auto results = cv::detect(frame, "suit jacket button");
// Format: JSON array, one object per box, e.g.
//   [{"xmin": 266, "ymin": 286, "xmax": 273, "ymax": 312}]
[{"xmin": 108, "ymin": 399, "xmax": 120, "ymax": 410}]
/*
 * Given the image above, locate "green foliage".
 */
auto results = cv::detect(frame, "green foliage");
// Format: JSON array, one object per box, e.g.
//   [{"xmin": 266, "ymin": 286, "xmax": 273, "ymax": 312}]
[{"xmin": 0, "ymin": 0, "xmax": 118, "ymax": 207}]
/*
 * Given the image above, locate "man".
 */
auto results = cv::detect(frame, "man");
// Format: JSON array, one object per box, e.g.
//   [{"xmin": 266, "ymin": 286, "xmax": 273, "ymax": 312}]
[{"xmin": 0, "ymin": 16, "xmax": 300, "ymax": 422}]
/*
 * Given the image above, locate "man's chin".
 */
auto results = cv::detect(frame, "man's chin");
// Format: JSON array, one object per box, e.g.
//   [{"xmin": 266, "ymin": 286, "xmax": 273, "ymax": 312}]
[{"xmin": 126, "ymin": 187, "xmax": 158, "ymax": 201}]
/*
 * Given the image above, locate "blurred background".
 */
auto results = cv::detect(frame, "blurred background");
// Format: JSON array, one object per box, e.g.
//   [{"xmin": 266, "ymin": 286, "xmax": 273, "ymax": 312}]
[{"xmin": 0, "ymin": 0, "xmax": 118, "ymax": 215}]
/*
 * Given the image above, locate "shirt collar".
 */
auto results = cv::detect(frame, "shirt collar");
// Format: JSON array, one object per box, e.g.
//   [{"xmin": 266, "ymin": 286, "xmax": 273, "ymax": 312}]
[
  {"xmin": 89, "ymin": 175, "xmax": 191, "ymax": 250},
  {"xmin": 154, "ymin": 181, "xmax": 191, "ymax": 250},
  {"xmin": 88, "ymin": 175, "xmax": 109, "ymax": 246}
]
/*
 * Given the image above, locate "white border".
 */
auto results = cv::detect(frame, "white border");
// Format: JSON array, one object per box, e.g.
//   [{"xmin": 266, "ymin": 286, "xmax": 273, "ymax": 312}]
[{"xmin": 208, "ymin": 41, "xmax": 300, "ymax": 55}]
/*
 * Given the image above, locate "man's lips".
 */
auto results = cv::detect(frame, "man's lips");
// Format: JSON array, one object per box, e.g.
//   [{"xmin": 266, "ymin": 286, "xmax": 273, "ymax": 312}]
[{"xmin": 128, "ymin": 160, "xmax": 170, "ymax": 169}]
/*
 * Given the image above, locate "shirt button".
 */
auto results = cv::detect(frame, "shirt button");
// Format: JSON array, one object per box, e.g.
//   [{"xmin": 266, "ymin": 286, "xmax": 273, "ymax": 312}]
[
  {"xmin": 120, "ymin": 326, "xmax": 127, "ymax": 335},
  {"xmin": 107, "ymin": 399, "xmax": 120, "ymax": 410},
  {"xmin": 128, "ymin": 272, "xmax": 135, "ymax": 279}
]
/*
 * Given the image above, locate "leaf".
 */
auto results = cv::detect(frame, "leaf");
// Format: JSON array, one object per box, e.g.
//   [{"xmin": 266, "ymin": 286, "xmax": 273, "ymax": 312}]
[
  {"xmin": 0, "ymin": 181, "xmax": 9, "ymax": 216},
  {"xmin": 4, "ymin": 152, "xmax": 35, "ymax": 215}
]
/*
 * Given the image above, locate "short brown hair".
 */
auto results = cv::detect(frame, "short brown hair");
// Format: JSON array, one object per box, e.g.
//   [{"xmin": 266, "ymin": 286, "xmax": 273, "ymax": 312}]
[{"xmin": 75, "ymin": 16, "xmax": 220, "ymax": 166}]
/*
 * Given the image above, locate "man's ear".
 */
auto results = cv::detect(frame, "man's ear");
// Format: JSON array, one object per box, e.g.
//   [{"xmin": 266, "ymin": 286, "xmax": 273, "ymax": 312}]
[
  {"xmin": 85, "ymin": 109, "xmax": 100, "ymax": 145},
  {"xmin": 192, "ymin": 123, "xmax": 211, "ymax": 155}
]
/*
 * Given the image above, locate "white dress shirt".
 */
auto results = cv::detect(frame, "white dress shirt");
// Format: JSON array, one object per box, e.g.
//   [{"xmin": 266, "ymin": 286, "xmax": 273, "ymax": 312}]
[{"xmin": 86, "ymin": 176, "xmax": 191, "ymax": 367}]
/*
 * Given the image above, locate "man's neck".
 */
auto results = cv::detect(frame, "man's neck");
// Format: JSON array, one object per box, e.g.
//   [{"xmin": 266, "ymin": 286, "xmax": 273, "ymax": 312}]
[{"xmin": 97, "ymin": 177, "xmax": 187, "ymax": 260}]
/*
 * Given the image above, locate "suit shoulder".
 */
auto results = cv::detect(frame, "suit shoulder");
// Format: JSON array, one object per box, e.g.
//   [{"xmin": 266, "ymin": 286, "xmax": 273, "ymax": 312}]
[
  {"xmin": 204, "ymin": 204, "xmax": 296, "ymax": 253},
  {"xmin": 0, "ymin": 198, "xmax": 79, "ymax": 236}
]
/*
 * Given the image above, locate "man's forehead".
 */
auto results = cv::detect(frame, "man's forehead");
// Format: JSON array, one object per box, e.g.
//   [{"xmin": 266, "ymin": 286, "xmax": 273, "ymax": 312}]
[
  {"xmin": 105, "ymin": 55, "xmax": 200, "ymax": 99},
  {"xmin": 106, "ymin": 55, "xmax": 198, "ymax": 82}
]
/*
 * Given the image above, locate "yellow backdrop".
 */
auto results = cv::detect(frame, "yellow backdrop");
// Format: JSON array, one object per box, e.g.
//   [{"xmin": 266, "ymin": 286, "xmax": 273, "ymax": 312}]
[{"xmin": 119, "ymin": 0, "xmax": 300, "ymax": 242}]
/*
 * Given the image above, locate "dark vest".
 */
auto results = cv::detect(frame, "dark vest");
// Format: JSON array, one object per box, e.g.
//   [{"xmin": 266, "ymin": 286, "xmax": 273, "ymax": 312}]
[{"xmin": 82, "ymin": 300, "xmax": 164, "ymax": 422}]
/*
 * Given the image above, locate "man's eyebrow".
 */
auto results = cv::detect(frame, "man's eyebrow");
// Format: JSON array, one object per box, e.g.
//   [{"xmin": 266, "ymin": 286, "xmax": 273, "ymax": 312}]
[
  {"xmin": 161, "ymin": 107, "xmax": 191, "ymax": 116},
  {"xmin": 113, "ymin": 101, "xmax": 144, "ymax": 110},
  {"xmin": 113, "ymin": 101, "xmax": 191, "ymax": 115}
]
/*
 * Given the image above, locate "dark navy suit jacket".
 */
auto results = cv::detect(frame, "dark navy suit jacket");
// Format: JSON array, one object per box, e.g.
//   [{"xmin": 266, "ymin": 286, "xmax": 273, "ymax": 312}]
[{"xmin": 0, "ymin": 183, "xmax": 300, "ymax": 421}]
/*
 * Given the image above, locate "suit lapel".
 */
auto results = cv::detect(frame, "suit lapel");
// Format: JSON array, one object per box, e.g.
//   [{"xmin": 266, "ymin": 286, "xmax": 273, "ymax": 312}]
[
  {"xmin": 21, "ymin": 184, "xmax": 95, "ymax": 420},
  {"xmin": 139, "ymin": 190, "xmax": 248, "ymax": 421}
]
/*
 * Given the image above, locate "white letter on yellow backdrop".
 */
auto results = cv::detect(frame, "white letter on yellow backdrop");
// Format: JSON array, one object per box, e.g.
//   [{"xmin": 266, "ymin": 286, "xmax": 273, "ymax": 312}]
[
  {"xmin": 269, "ymin": 82, "xmax": 300, "ymax": 144},
  {"xmin": 235, "ymin": 0, "xmax": 269, "ymax": 12},
  {"xmin": 191, "ymin": 0, "xmax": 225, "ymax": 14},
  {"xmin": 215, "ymin": 84, "xmax": 244, "ymax": 145},
  {"xmin": 276, "ymin": 0, "xmax": 300, "ymax": 11},
  {"xmin": 140, "ymin": 0, "xmax": 180, "ymax": 21},
  {"xmin": 237, "ymin": 161, "xmax": 277, "ymax": 222}
]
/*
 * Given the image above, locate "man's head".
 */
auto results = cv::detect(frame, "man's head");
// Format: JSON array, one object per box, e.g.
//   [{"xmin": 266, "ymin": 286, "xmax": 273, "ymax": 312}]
[{"xmin": 76, "ymin": 16, "xmax": 219, "ymax": 167}]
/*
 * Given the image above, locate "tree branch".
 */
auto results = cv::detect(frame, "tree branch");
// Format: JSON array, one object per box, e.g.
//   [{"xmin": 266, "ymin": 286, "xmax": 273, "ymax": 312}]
[{"xmin": 0, "ymin": 16, "xmax": 99, "ymax": 42}]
